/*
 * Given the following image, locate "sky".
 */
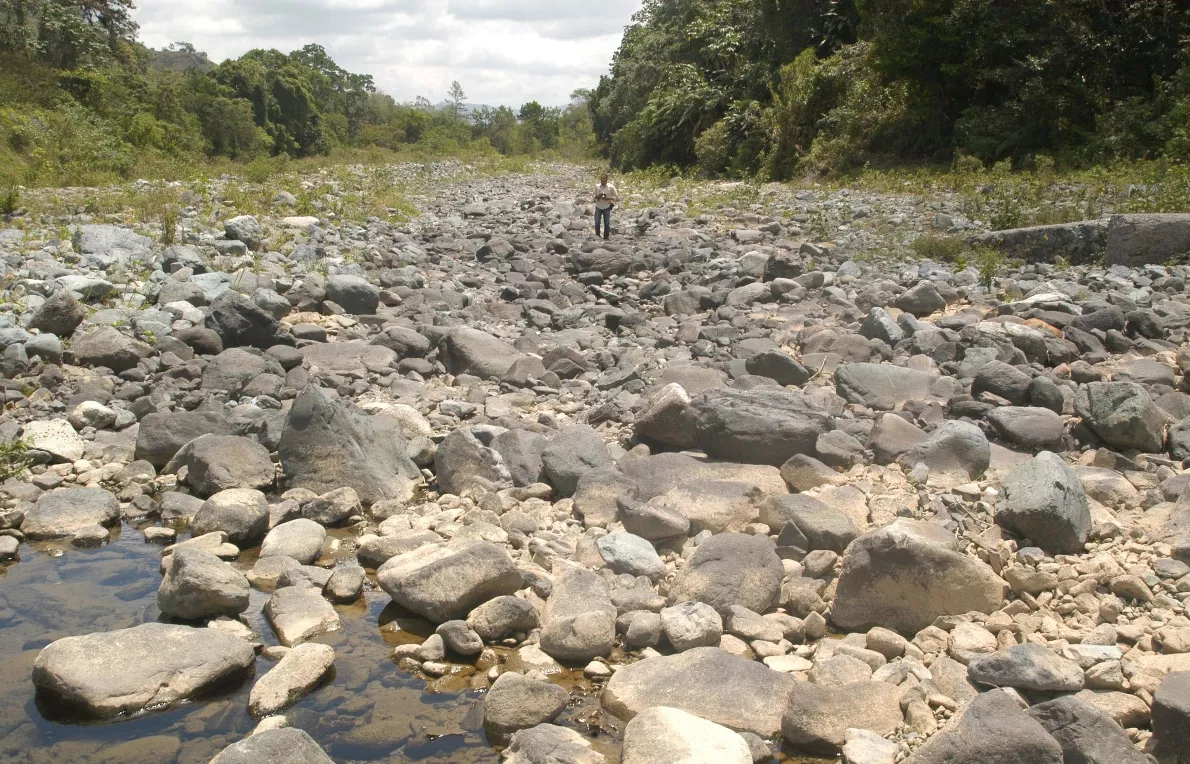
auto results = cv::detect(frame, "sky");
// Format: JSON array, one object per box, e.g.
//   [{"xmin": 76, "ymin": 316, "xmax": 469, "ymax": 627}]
[{"xmin": 134, "ymin": 0, "xmax": 643, "ymax": 108}]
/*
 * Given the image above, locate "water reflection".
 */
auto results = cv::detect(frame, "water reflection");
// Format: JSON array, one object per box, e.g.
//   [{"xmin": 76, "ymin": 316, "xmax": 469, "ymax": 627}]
[{"xmin": 0, "ymin": 522, "xmax": 823, "ymax": 763}]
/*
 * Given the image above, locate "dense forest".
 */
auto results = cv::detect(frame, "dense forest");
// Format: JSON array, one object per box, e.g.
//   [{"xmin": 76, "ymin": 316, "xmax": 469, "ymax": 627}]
[
  {"xmin": 590, "ymin": 0, "xmax": 1190, "ymax": 177},
  {"xmin": 0, "ymin": 0, "xmax": 594, "ymax": 186}
]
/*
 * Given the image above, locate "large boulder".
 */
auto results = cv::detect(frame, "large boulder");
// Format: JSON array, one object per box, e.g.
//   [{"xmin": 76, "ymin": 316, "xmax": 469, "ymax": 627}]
[
  {"xmin": 1076, "ymin": 381, "xmax": 1168, "ymax": 453},
  {"xmin": 502, "ymin": 724, "xmax": 605, "ymax": 764},
  {"xmin": 157, "ymin": 547, "xmax": 250, "ymax": 620},
  {"xmin": 201, "ymin": 348, "xmax": 286, "ymax": 393},
  {"xmin": 434, "ymin": 425, "xmax": 512, "ymax": 495},
  {"xmin": 667, "ymin": 533, "xmax": 783, "ymax": 615},
  {"xmin": 835, "ymin": 363, "xmax": 935, "ymax": 408},
  {"xmin": 541, "ymin": 425, "xmax": 614, "ymax": 497},
  {"xmin": 832, "ymin": 519, "xmax": 1007, "ymax": 634},
  {"xmin": 32, "ymin": 623, "xmax": 255, "ymax": 717},
  {"xmin": 260, "ymin": 519, "xmax": 326, "ymax": 564},
  {"xmin": 688, "ymin": 388, "xmax": 834, "ymax": 466},
  {"xmin": 22, "ymin": 486, "xmax": 119, "ymax": 540},
  {"xmin": 997, "ymin": 451, "xmax": 1091, "ymax": 554},
  {"xmin": 439, "ymin": 327, "xmax": 523, "ymax": 380},
  {"xmin": 190, "ymin": 488, "xmax": 269, "ymax": 547},
  {"xmin": 621, "ymin": 707, "xmax": 751, "ymax": 764},
  {"xmin": 247, "ymin": 642, "xmax": 335, "ymax": 718},
  {"xmin": 134, "ymin": 410, "xmax": 235, "ymax": 468},
  {"xmin": 895, "ymin": 281, "xmax": 946, "ymax": 316},
  {"xmin": 166, "ymin": 434, "xmax": 275, "ymax": 497},
  {"xmin": 483, "ymin": 671, "xmax": 569, "ymax": 734},
  {"xmin": 761, "ymin": 494, "xmax": 858, "ymax": 553},
  {"xmin": 279, "ymin": 386, "xmax": 421, "ymax": 505},
  {"xmin": 539, "ymin": 567, "xmax": 617, "ymax": 662},
  {"xmin": 325, "ymin": 274, "xmax": 379, "ymax": 314},
  {"xmin": 205, "ymin": 291, "xmax": 294, "ymax": 350},
  {"xmin": 1151, "ymin": 671, "xmax": 1190, "ymax": 764},
  {"xmin": 376, "ymin": 540, "xmax": 522, "ymax": 623},
  {"xmin": 210, "ymin": 728, "xmax": 334, "ymax": 764},
  {"xmin": 68, "ymin": 325, "xmax": 151, "ymax": 372},
  {"xmin": 1027, "ymin": 695, "xmax": 1152, "ymax": 764},
  {"xmin": 298, "ymin": 342, "xmax": 396, "ymax": 376},
  {"xmin": 781, "ymin": 681, "xmax": 904, "ymax": 754},
  {"xmin": 602, "ymin": 647, "xmax": 797, "ymax": 737},
  {"xmin": 897, "ymin": 420, "xmax": 990, "ymax": 480},
  {"xmin": 265, "ymin": 585, "xmax": 342, "ymax": 647},
  {"xmin": 904, "ymin": 689, "xmax": 1063, "ymax": 764},
  {"xmin": 634, "ymin": 383, "xmax": 697, "ymax": 448},
  {"xmin": 27, "ymin": 290, "xmax": 85, "ymax": 337},
  {"xmin": 987, "ymin": 406, "xmax": 1065, "ymax": 449},
  {"xmin": 967, "ymin": 644, "xmax": 1085, "ymax": 692}
]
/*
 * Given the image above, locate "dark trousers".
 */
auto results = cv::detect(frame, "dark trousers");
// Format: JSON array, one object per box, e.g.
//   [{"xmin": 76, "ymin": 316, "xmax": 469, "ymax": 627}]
[{"xmin": 595, "ymin": 206, "xmax": 611, "ymax": 239}]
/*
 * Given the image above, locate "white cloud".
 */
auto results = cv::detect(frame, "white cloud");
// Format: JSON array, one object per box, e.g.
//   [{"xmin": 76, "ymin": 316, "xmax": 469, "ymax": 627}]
[{"xmin": 134, "ymin": 0, "xmax": 642, "ymax": 106}]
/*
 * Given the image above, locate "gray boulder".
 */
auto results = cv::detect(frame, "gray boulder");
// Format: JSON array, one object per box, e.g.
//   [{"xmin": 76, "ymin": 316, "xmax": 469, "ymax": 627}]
[
  {"xmin": 260, "ymin": 519, "xmax": 326, "ymax": 564},
  {"xmin": 32, "ymin": 623, "xmax": 255, "ymax": 718},
  {"xmin": 904, "ymin": 690, "xmax": 1062, "ymax": 764},
  {"xmin": 897, "ymin": 420, "xmax": 990, "ymax": 479},
  {"xmin": 201, "ymin": 348, "xmax": 286, "ymax": 393},
  {"xmin": 467, "ymin": 595, "xmax": 540, "ymax": 641},
  {"xmin": 895, "ymin": 281, "xmax": 946, "ymax": 316},
  {"xmin": 539, "ymin": 567, "xmax": 617, "ymax": 661},
  {"xmin": 1027, "ymin": 695, "xmax": 1152, "ymax": 764},
  {"xmin": 596, "ymin": 533, "xmax": 664, "ymax": 578},
  {"xmin": 987, "ymin": 406, "xmax": 1065, "ymax": 448},
  {"xmin": 205, "ymin": 291, "xmax": 294, "ymax": 350},
  {"xmin": 503, "ymin": 724, "xmax": 605, "ymax": 764},
  {"xmin": 279, "ymin": 386, "xmax": 421, "ymax": 505},
  {"xmin": 483, "ymin": 672, "xmax": 569, "ymax": 734},
  {"xmin": 832, "ymin": 519, "xmax": 1007, "ymax": 634},
  {"xmin": 247, "ymin": 642, "xmax": 336, "ymax": 718},
  {"xmin": 997, "ymin": 451, "xmax": 1091, "ymax": 554},
  {"xmin": 224, "ymin": 215, "xmax": 264, "ymax": 250},
  {"xmin": 27, "ymin": 290, "xmax": 85, "ymax": 337},
  {"xmin": 434, "ymin": 426, "xmax": 511, "ymax": 495},
  {"xmin": 688, "ymin": 388, "xmax": 834, "ymax": 466},
  {"xmin": 376, "ymin": 540, "xmax": 522, "ymax": 623},
  {"xmin": 972, "ymin": 361, "xmax": 1032, "ymax": 405},
  {"xmin": 210, "ymin": 728, "xmax": 334, "ymax": 764},
  {"xmin": 968, "ymin": 644, "xmax": 1085, "ymax": 692},
  {"xmin": 667, "ymin": 533, "xmax": 783, "ymax": 615},
  {"xmin": 325, "ymin": 274, "xmax": 379, "ymax": 314},
  {"xmin": 68, "ymin": 326, "xmax": 151, "ymax": 372},
  {"xmin": 190, "ymin": 488, "xmax": 269, "ymax": 547},
  {"xmin": 622, "ymin": 706, "xmax": 751, "ymax": 764},
  {"xmin": 135, "ymin": 410, "xmax": 235, "ymax": 468},
  {"xmin": 22, "ymin": 486, "xmax": 119, "ymax": 540},
  {"xmin": 1076, "ymin": 381, "xmax": 1168, "ymax": 453},
  {"xmin": 602, "ymin": 647, "xmax": 797, "ymax": 737},
  {"xmin": 541, "ymin": 425, "xmax": 614, "ymax": 497},
  {"xmin": 493, "ymin": 429, "xmax": 549, "ymax": 487},
  {"xmin": 167, "ymin": 434, "xmax": 274, "ymax": 497},
  {"xmin": 836, "ymin": 364, "xmax": 934, "ymax": 407},
  {"xmin": 157, "ymin": 547, "xmax": 250, "ymax": 620},
  {"xmin": 439, "ymin": 327, "xmax": 523, "ymax": 380},
  {"xmin": 1152, "ymin": 671, "xmax": 1190, "ymax": 764},
  {"xmin": 761, "ymin": 494, "xmax": 858, "ymax": 553},
  {"xmin": 781, "ymin": 681, "xmax": 904, "ymax": 754}
]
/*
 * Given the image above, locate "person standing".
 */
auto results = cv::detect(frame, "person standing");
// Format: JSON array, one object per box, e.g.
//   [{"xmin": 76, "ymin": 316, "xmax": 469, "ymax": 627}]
[{"xmin": 594, "ymin": 173, "xmax": 619, "ymax": 240}]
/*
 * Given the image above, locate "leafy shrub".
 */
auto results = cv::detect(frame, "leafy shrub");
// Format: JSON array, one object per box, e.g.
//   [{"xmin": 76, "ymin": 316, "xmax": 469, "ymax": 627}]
[
  {"xmin": 0, "ymin": 439, "xmax": 30, "ymax": 482},
  {"xmin": 0, "ymin": 186, "xmax": 18, "ymax": 216},
  {"xmin": 911, "ymin": 235, "xmax": 965, "ymax": 263}
]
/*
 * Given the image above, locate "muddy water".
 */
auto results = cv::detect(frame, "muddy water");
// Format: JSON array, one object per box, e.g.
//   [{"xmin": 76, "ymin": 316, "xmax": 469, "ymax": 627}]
[{"xmin": 0, "ymin": 522, "xmax": 823, "ymax": 763}]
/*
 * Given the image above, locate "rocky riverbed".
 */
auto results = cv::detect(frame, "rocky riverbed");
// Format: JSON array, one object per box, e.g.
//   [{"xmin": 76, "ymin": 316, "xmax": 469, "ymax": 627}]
[{"xmin": 0, "ymin": 160, "xmax": 1189, "ymax": 763}]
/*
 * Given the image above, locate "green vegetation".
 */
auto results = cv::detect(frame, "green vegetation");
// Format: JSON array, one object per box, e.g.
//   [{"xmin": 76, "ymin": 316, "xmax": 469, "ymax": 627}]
[
  {"xmin": 591, "ymin": 0, "xmax": 1190, "ymax": 178},
  {"xmin": 0, "ymin": 2, "xmax": 595, "ymax": 188},
  {"xmin": 0, "ymin": 439, "xmax": 30, "ymax": 482}
]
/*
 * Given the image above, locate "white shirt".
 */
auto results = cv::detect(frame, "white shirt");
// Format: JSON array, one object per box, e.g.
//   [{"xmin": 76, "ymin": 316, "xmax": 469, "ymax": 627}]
[{"xmin": 595, "ymin": 183, "xmax": 619, "ymax": 209}]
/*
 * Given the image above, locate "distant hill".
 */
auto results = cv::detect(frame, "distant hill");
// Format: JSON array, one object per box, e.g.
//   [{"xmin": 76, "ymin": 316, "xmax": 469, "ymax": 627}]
[{"xmin": 149, "ymin": 46, "xmax": 216, "ymax": 73}]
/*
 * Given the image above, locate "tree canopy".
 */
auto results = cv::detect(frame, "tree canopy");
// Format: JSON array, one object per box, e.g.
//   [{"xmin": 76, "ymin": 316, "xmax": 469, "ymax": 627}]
[{"xmin": 590, "ymin": 0, "xmax": 1190, "ymax": 177}]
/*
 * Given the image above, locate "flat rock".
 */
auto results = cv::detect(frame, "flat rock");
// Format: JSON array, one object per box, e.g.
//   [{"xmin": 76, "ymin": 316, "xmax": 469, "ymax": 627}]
[
  {"xmin": 602, "ymin": 646, "xmax": 797, "ymax": 737},
  {"xmin": 248, "ymin": 642, "xmax": 335, "ymax": 718},
  {"xmin": 265, "ymin": 586, "xmax": 342, "ymax": 646},
  {"xmin": 622, "ymin": 706, "xmax": 751, "ymax": 764},
  {"xmin": 32, "ymin": 623, "xmax": 255, "ymax": 717}
]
